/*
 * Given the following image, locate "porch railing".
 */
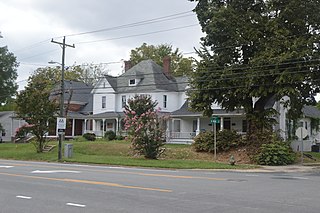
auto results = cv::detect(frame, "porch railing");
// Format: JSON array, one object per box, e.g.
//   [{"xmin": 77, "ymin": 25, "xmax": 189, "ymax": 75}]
[{"xmin": 169, "ymin": 132, "xmax": 196, "ymax": 139}]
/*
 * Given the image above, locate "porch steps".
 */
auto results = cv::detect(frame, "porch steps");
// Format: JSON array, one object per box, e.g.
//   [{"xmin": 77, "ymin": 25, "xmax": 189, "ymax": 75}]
[
  {"xmin": 167, "ymin": 139, "xmax": 193, "ymax": 145},
  {"xmin": 43, "ymin": 145, "xmax": 56, "ymax": 153}
]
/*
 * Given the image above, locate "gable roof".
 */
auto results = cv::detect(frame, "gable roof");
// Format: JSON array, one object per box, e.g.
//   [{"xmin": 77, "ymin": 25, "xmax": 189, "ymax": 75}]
[
  {"xmin": 302, "ymin": 105, "xmax": 320, "ymax": 118},
  {"xmin": 171, "ymin": 101, "xmax": 245, "ymax": 117},
  {"xmin": 51, "ymin": 80, "xmax": 93, "ymax": 113},
  {"xmin": 104, "ymin": 60, "xmax": 180, "ymax": 93}
]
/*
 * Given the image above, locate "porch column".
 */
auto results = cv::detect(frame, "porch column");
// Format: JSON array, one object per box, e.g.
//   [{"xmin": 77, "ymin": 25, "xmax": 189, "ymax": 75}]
[
  {"xmin": 102, "ymin": 119, "xmax": 105, "ymax": 137},
  {"xmin": 220, "ymin": 117, "xmax": 224, "ymax": 131},
  {"xmin": 166, "ymin": 119, "xmax": 170, "ymax": 142},
  {"xmin": 84, "ymin": 119, "xmax": 87, "ymax": 134},
  {"xmin": 196, "ymin": 117, "xmax": 201, "ymax": 135},
  {"xmin": 72, "ymin": 119, "xmax": 75, "ymax": 137},
  {"xmin": 115, "ymin": 118, "xmax": 119, "ymax": 134},
  {"xmin": 92, "ymin": 119, "xmax": 96, "ymax": 132}
]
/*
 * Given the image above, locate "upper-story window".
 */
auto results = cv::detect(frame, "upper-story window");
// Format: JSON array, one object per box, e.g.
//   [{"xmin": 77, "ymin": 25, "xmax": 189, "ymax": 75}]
[
  {"xmin": 129, "ymin": 79, "xmax": 136, "ymax": 86},
  {"xmin": 163, "ymin": 95, "xmax": 167, "ymax": 108},
  {"xmin": 122, "ymin": 95, "xmax": 126, "ymax": 108},
  {"xmin": 102, "ymin": 96, "xmax": 106, "ymax": 109}
]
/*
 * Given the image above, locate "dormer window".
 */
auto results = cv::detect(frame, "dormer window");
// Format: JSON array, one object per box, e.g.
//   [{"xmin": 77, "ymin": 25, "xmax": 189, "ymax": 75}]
[{"xmin": 129, "ymin": 79, "xmax": 136, "ymax": 86}]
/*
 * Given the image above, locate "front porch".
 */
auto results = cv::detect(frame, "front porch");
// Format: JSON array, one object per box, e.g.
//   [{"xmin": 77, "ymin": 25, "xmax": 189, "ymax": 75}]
[{"xmin": 166, "ymin": 115, "xmax": 247, "ymax": 144}]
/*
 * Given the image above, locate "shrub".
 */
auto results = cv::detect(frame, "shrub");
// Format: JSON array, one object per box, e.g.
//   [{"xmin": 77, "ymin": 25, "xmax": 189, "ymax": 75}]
[
  {"xmin": 193, "ymin": 130, "xmax": 244, "ymax": 153},
  {"xmin": 124, "ymin": 95, "xmax": 166, "ymax": 159},
  {"xmin": 116, "ymin": 135, "xmax": 124, "ymax": 140},
  {"xmin": 83, "ymin": 133, "xmax": 96, "ymax": 141},
  {"xmin": 193, "ymin": 131, "xmax": 213, "ymax": 152},
  {"xmin": 104, "ymin": 130, "xmax": 116, "ymax": 141},
  {"xmin": 256, "ymin": 141, "xmax": 295, "ymax": 165}
]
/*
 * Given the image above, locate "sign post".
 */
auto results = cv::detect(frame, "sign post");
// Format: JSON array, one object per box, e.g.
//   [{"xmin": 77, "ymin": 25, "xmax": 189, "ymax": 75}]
[
  {"xmin": 210, "ymin": 116, "xmax": 220, "ymax": 160},
  {"xmin": 57, "ymin": 117, "xmax": 66, "ymax": 134},
  {"xmin": 56, "ymin": 117, "xmax": 66, "ymax": 161}
]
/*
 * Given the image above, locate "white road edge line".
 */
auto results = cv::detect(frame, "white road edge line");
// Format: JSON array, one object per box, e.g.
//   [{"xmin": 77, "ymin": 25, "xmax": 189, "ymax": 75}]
[
  {"xmin": 31, "ymin": 170, "xmax": 81, "ymax": 174},
  {"xmin": 292, "ymin": 177, "xmax": 309, "ymax": 180},
  {"xmin": 66, "ymin": 203, "xmax": 86, "ymax": 208},
  {"xmin": 0, "ymin": 166, "xmax": 14, "ymax": 168},
  {"xmin": 245, "ymin": 174, "xmax": 259, "ymax": 177},
  {"xmin": 16, "ymin": 195, "xmax": 32, "ymax": 199}
]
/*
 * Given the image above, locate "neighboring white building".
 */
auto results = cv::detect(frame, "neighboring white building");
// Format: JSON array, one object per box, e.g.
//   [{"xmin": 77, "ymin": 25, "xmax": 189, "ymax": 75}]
[{"xmin": 0, "ymin": 111, "xmax": 27, "ymax": 142}]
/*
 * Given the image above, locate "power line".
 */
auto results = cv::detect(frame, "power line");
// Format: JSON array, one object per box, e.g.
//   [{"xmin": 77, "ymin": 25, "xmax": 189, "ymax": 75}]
[
  {"xmin": 18, "ymin": 49, "xmax": 59, "ymax": 61},
  {"xmin": 76, "ymin": 24, "xmax": 199, "ymax": 45},
  {"xmin": 56, "ymin": 11, "xmax": 194, "ymax": 38}
]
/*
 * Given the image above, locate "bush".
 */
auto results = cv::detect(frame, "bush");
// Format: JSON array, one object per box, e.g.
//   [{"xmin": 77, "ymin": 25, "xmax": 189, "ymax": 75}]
[
  {"xmin": 193, "ymin": 130, "xmax": 244, "ymax": 153},
  {"xmin": 193, "ymin": 131, "xmax": 213, "ymax": 152},
  {"xmin": 104, "ymin": 130, "xmax": 116, "ymax": 141},
  {"xmin": 116, "ymin": 135, "xmax": 124, "ymax": 140},
  {"xmin": 256, "ymin": 141, "xmax": 295, "ymax": 165},
  {"xmin": 83, "ymin": 133, "xmax": 96, "ymax": 141}
]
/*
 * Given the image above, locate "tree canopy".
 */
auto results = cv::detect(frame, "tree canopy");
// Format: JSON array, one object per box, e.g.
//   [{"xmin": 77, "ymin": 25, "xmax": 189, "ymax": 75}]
[
  {"xmin": 15, "ymin": 71, "xmax": 58, "ymax": 152},
  {"xmin": 35, "ymin": 62, "xmax": 108, "ymax": 87},
  {"xmin": 0, "ymin": 46, "xmax": 18, "ymax": 104},
  {"xmin": 189, "ymin": 0, "xmax": 320, "ymax": 133},
  {"xmin": 130, "ymin": 43, "xmax": 194, "ymax": 76}
]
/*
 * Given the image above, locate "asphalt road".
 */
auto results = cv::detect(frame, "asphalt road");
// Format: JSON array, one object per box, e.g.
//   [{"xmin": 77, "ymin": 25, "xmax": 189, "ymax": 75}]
[{"xmin": 0, "ymin": 159, "xmax": 319, "ymax": 213}]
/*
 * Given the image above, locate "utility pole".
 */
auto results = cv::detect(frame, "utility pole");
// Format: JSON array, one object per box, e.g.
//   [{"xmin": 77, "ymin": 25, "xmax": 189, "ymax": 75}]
[{"xmin": 51, "ymin": 36, "xmax": 75, "ymax": 161}]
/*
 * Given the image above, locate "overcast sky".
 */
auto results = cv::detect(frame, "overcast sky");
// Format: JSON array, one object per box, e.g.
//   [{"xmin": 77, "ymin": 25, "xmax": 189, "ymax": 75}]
[{"xmin": 0, "ymin": 0, "xmax": 203, "ymax": 90}]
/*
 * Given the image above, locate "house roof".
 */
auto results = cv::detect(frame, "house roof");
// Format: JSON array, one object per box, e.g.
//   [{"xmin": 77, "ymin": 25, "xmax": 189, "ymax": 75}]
[
  {"xmin": 51, "ymin": 80, "xmax": 93, "ymax": 113},
  {"xmin": 87, "ymin": 112, "xmax": 124, "ymax": 119},
  {"xmin": 171, "ymin": 101, "xmax": 245, "ymax": 117},
  {"xmin": 106, "ymin": 60, "xmax": 180, "ymax": 93},
  {"xmin": 302, "ymin": 105, "xmax": 320, "ymax": 118}
]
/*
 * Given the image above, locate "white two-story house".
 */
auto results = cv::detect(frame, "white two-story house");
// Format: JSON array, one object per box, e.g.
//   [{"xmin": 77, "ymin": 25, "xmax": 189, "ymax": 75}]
[
  {"xmin": 46, "ymin": 58, "xmax": 320, "ymax": 145},
  {"xmin": 82, "ymin": 58, "xmax": 248, "ymax": 143}
]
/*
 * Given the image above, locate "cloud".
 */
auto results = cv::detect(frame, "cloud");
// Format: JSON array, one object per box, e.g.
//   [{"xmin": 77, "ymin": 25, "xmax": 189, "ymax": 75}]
[{"xmin": 0, "ymin": 0, "xmax": 203, "ymax": 89}]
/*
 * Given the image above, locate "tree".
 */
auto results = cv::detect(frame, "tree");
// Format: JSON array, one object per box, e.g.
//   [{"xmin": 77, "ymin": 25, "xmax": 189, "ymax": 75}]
[
  {"xmin": 15, "ymin": 73, "xmax": 58, "ymax": 153},
  {"xmin": 0, "ymin": 46, "xmax": 18, "ymax": 104},
  {"xmin": 130, "ymin": 43, "xmax": 194, "ymax": 76},
  {"xmin": 189, "ymin": 0, "xmax": 320, "ymax": 135},
  {"xmin": 39, "ymin": 63, "xmax": 108, "ymax": 85},
  {"xmin": 124, "ymin": 95, "xmax": 165, "ymax": 159}
]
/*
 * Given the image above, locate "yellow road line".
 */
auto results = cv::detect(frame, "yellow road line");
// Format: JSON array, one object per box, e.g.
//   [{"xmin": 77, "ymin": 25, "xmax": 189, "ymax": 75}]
[
  {"xmin": 0, "ymin": 162, "xmax": 226, "ymax": 181},
  {"xmin": 0, "ymin": 172, "xmax": 172, "ymax": 193}
]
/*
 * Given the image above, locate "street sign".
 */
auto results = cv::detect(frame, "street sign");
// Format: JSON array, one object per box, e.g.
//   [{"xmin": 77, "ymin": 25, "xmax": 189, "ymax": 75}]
[
  {"xmin": 57, "ymin": 117, "xmax": 66, "ymax": 130},
  {"xmin": 210, "ymin": 116, "xmax": 220, "ymax": 124}
]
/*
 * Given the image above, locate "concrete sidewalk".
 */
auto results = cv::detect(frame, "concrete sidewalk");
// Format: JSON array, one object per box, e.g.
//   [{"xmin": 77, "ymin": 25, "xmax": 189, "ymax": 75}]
[{"xmin": 244, "ymin": 164, "xmax": 320, "ymax": 173}]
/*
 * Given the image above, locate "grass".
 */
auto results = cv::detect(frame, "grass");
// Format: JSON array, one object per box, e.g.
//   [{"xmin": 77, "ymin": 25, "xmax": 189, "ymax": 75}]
[
  {"xmin": 301, "ymin": 152, "xmax": 320, "ymax": 164},
  {"xmin": 0, "ymin": 139, "xmax": 256, "ymax": 169}
]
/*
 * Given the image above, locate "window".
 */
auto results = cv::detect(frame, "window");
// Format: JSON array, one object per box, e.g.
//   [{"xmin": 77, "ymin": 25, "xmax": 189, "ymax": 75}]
[
  {"xmin": 129, "ymin": 79, "xmax": 136, "ymax": 86},
  {"xmin": 122, "ymin": 95, "xmax": 126, "ymax": 108},
  {"xmin": 102, "ymin": 96, "xmax": 106, "ymax": 108},
  {"xmin": 163, "ymin": 95, "xmax": 167, "ymax": 108}
]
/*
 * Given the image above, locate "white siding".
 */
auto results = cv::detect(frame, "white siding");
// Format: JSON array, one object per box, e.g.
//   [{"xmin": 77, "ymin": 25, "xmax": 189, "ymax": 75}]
[
  {"xmin": 93, "ymin": 94, "xmax": 116, "ymax": 114},
  {"xmin": 115, "ymin": 92, "xmax": 182, "ymax": 112}
]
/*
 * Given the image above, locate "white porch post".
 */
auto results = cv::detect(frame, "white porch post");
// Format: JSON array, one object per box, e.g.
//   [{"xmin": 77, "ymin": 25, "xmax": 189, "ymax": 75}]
[
  {"xmin": 92, "ymin": 119, "xmax": 96, "ymax": 132},
  {"xmin": 220, "ymin": 117, "xmax": 224, "ymax": 131},
  {"xmin": 115, "ymin": 118, "xmax": 119, "ymax": 134},
  {"xmin": 71, "ymin": 119, "xmax": 75, "ymax": 137},
  {"xmin": 84, "ymin": 119, "xmax": 87, "ymax": 134},
  {"xmin": 166, "ymin": 119, "xmax": 170, "ymax": 142},
  {"xmin": 102, "ymin": 119, "xmax": 105, "ymax": 137},
  {"xmin": 196, "ymin": 117, "xmax": 201, "ymax": 135}
]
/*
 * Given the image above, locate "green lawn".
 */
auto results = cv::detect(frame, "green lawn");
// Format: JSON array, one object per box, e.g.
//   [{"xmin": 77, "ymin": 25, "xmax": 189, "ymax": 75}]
[{"xmin": 0, "ymin": 139, "xmax": 256, "ymax": 169}]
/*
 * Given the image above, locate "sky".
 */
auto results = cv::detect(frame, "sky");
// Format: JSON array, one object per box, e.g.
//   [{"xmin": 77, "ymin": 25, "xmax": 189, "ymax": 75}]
[{"xmin": 0, "ymin": 0, "xmax": 203, "ymax": 90}]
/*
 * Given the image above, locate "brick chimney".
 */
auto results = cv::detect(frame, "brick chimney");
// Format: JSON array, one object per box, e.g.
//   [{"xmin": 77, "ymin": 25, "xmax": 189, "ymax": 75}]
[
  {"xmin": 163, "ymin": 56, "xmax": 171, "ymax": 78},
  {"xmin": 124, "ymin": 60, "xmax": 132, "ymax": 72}
]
